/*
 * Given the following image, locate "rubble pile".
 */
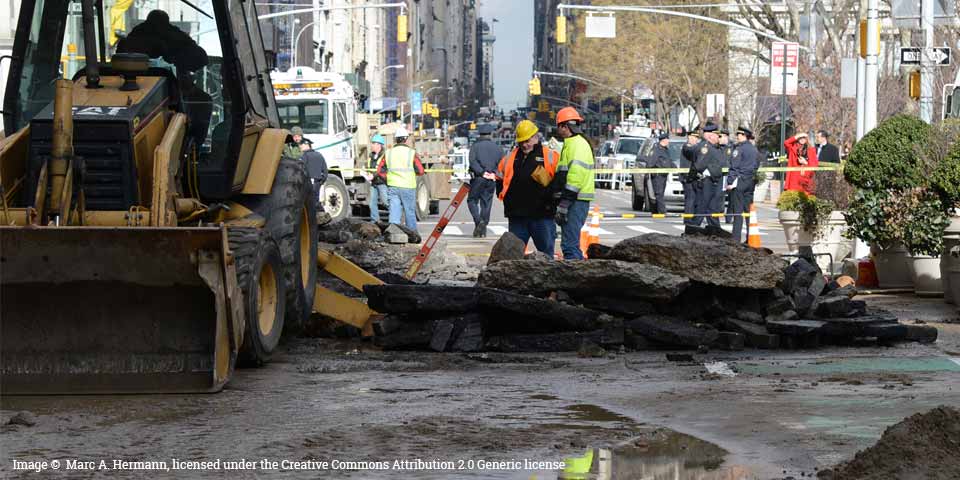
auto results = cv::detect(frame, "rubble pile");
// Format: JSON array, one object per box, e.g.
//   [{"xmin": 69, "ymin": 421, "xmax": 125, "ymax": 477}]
[
  {"xmin": 818, "ymin": 406, "xmax": 960, "ymax": 480},
  {"xmin": 367, "ymin": 233, "xmax": 938, "ymax": 352}
]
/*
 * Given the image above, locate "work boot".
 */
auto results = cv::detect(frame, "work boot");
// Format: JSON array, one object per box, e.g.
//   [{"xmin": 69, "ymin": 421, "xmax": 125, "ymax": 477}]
[
  {"xmin": 472, "ymin": 223, "xmax": 482, "ymax": 238},
  {"xmin": 479, "ymin": 222, "xmax": 487, "ymax": 238}
]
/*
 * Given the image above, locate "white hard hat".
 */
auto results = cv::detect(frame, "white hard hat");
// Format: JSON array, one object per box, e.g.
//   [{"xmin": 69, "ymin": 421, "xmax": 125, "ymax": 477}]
[{"xmin": 395, "ymin": 126, "xmax": 409, "ymax": 138}]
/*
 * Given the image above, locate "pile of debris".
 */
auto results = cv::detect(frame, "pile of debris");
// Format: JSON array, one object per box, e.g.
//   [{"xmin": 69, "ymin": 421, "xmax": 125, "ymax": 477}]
[
  {"xmin": 366, "ymin": 233, "xmax": 938, "ymax": 352},
  {"xmin": 818, "ymin": 406, "xmax": 960, "ymax": 480}
]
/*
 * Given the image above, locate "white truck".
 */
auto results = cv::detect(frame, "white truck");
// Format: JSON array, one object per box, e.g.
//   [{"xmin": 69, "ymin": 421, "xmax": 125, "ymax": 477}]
[{"xmin": 271, "ymin": 67, "xmax": 449, "ymax": 221}]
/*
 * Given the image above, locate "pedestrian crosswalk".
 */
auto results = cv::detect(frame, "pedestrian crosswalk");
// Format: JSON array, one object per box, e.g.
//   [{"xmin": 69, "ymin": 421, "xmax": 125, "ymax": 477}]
[{"xmin": 432, "ymin": 221, "xmax": 769, "ymax": 237}]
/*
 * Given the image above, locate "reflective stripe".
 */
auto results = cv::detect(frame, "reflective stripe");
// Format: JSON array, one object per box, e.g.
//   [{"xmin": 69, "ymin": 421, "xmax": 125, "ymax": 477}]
[
  {"xmin": 557, "ymin": 165, "xmax": 570, "ymax": 172},
  {"xmin": 571, "ymin": 159, "xmax": 594, "ymax": 170},
  {"xmin": 578, "ymin": 192, "xmax": 595, "ymax": 200},
  {"xmin": 565, "ymin": 184, "xmax": 581, "ymax": 193},
  {"xmin": 386, "ymin": 146, "xmax": 417, "ymax": 188}
]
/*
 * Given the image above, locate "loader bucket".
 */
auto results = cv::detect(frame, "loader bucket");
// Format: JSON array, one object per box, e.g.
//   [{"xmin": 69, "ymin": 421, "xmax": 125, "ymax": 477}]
[{"xmin": 0, "ymin": 227, "xmax": 244, "ymax": 394}]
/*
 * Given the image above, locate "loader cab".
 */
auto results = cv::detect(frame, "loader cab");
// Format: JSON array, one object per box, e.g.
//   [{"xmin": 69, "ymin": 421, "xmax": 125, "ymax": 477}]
[{"xmin": 2, "ymin": 0, "xmax": 279, "ymax": 205}]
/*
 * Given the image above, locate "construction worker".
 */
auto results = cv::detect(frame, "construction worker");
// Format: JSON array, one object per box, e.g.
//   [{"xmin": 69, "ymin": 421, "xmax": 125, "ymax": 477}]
[
  {"xmin": 285, "ymin": 126, "xmax": 304, "ymax": 159},
  {"xmin": 496, "ymin": 120, "xmax": 559, "ymax": 256},
  {"xmin": 376, "ymin": 126, "xmax": 425, "ymax": 231},
  {"xmin": 650, "ymin": 132, "xmax": 671, "ymax": 214},
  {"xmin": 467, "ymin": 124, "xmax": 501, "ymax": 237},
  {"xmin": 727, "ymin": 126, "xmax": 761, "ymax": 243},
  {"xmin": 552, "ymin": 107, "xmax": 595, "ymax": 260},
  {"xmin": 368, "ymin": 134, "xmax": 388, "ymax": 222}
]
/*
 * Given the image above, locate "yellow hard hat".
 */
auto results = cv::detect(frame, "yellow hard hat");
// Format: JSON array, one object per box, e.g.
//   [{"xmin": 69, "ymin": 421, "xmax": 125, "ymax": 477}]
[{"xmin": 516, "ymin": 119, "xmax": 539, "ymax": 143}]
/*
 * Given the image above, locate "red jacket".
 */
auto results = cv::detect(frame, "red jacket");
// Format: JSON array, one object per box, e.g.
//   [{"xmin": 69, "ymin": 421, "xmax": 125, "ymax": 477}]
[{"xmin": 784, "ymin": 136, "xmax": 818, "ymax": 194}]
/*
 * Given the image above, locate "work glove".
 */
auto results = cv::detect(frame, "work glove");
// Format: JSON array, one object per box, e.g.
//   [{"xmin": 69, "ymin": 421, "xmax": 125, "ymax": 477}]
[{"xmin": 554, "ymin": 199, "xmax": 572, "ymax": 226}]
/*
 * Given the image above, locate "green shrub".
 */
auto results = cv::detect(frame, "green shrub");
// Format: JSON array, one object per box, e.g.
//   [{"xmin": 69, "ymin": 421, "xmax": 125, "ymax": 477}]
[
  {"xmin": 927, "ymin": 120, "xmax": 960, "ymax": 209},
  {"xmin": 777, "ymin": 190, "xmax": 835, "ymax": 237},
  {"xmin": 844, "ymin": 188, "xmax": 951, "ymax": 256},
  {"xmin": 844, "ymin": 114, "xmax": 930, "ymax": 191},
  {"xmin": 843, "ymin": 189, "xmax": 899, "ymax": 250}
]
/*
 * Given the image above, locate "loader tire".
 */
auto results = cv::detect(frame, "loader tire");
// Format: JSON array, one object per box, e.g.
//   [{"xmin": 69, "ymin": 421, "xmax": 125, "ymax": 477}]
[
  {"xmin": 245, "ymin": 156, "xmax": 319, "ymax": 334},
  {"xmin": 230, "ymin": 228, "xmax": 286, "ymax": 367}
]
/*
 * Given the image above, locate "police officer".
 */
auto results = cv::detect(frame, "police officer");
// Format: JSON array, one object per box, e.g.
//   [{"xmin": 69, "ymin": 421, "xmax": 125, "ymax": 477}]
[
  {"xmin": 718, "ymin": 129, "xmax": 734, "ymax": 223},
  {"xmin": 680, "ymin": 131, "xmax": 701, "ymax": 226},
  {"xmin": 727, "ymin": 126, "xmax": 761, "ymax": 243},
  {"xmin": 467, "ymin": 123, "xmax": 502, "ymax": 237},
  {"xmin": 688, "ymin": 122, "xmax": 724, "ymax": 232},
  {"xmin": 650, "ymin": 132, "xmax": 671, "ymax": 214}
]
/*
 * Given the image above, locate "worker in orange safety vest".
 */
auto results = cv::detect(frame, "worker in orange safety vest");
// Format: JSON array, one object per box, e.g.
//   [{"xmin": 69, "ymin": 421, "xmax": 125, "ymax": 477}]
[{"xmin": 495, "ymin": 120, "xmax": 560, "ymax": 257}]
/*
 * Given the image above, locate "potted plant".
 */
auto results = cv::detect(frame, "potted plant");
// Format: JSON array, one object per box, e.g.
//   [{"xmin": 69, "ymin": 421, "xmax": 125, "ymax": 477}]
[
  {"xmin": 927, "ymin": 120, "xmax": 960, "ymax": 302},
  {"xmin": 844, "ymin": 115, "xmax": 931, "ymax": 289},
  {"xmin": 890, "ymin": 188, "xmax": 951, "ymax": 297},
  {"xmin": 777, "ymin": 190, "xmax": 844, "ymax": 272}
]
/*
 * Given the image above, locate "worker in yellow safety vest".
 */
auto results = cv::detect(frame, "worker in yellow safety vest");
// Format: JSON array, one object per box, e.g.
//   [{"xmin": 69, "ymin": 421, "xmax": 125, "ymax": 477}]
[
  {"xmin": 495, "ymin": 120, "xmax": 559, "ymax": 256},
  {"xmin": 375, "ymin": 126, "xmax": 425, "ymax": 230},
  {"xmin": 552, "ymin": 107, "xmax": 595, "ymax": 260}
]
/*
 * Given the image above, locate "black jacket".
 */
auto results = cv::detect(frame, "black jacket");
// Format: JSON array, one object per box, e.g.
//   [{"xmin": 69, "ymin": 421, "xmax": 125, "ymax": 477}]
[
  {"xmin": 650, "ymin": 144, "xmax": 671, "ymax": 179},
  {"xmin": 116, "ymin": 20, "xmax": 209, "ymax": 72},
  {"xmin": 817, "ymin": 143, "xmax": 841, "ymax": 164},
  {"xmin": 500, "ymin": 145, "xmax": 554, "ymax": 219},
  {"xmin": 728, "ymin": 141, "xmax": 760, "ymax": 191},
  {"xmin": 303, "ymin": 150, "xmax": 328, "ymax": 184}
]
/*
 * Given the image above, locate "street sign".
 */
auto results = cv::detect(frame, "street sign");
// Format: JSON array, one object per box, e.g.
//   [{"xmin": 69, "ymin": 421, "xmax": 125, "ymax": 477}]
[
  {"xmin": 931, "ymin": 47, "xmax": 951, "ymax": 66},
  {"xmin": 410, "ymin": 91, "xmax": 422, "ymax": 115},
  {"xmin": 770, "ymin": 42, "xmax": 800, "ymax": 96},
  {"xmin": 900, "ymin": 47, "xmax": 951, "ymax": 66},
  {"xmin": 706, "ymin": 94, "xmax": 725, "ymax": 119},
  {"xmin": 585, "ymin": 14, "xmax": 616, "ymax": 38},
  {"xmin": 901, "ymin": 47, "xmax": 922, "ymax": 65},
  {"xmin": 840, "ymin": 58, "xmax": 857, "ymax": 99}
]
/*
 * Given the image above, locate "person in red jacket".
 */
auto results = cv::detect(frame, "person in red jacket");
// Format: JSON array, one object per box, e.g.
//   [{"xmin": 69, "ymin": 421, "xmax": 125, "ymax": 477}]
[{"xmin": 784, "ymin": 132, "xmax": 818, "ymax": 194}]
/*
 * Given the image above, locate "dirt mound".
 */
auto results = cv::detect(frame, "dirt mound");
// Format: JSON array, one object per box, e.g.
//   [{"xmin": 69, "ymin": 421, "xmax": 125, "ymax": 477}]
[{"xmin": 818, "ymin": 406, "xmax": 960, "ymax": 480}]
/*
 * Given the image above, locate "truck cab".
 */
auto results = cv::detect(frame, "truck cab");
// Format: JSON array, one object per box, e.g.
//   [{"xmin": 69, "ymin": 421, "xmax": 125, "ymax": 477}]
[{"xmin": 270, "ymin": 67, "xmax": 358, "ymax": 221}]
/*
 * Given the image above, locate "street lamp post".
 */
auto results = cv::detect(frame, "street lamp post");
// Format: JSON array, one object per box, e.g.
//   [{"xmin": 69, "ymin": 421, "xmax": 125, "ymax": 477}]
[{"xmin": 291, "ymin": 20, "xmax": 319, "ymax": 68}]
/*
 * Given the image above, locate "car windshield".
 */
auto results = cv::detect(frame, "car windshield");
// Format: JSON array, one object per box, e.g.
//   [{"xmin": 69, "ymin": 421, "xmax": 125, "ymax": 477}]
[
  {"xmin": 668, "ymin": 142, "xmax": 685, "ymax": 167},
  {"xmin": 616, "ymin": 138, "xmax": 642, "ymax": 155},
  {"xmin": 277, "ymin": 100, "xmax": 329, "ymax": 135}
]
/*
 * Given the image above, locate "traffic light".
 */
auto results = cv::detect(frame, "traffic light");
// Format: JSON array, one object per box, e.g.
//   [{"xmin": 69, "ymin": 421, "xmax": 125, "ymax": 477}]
[
  {"xmin": 556, "ymin": 15, "xmax": 566, "ymax": 44},
  {"xmin": 909, "ymin": 70, "xmax": 921, "ymax": 100},
  {"xmin": 398, "ymin": 14, "xmax": 408, "ymax": 43},
  {"xmin": 528, "ymin": 77, "xmax": 541, "ymax": 96},
  {"xmin": 859, "ymin": 19, "xmax": 879, "ymax": 58}
]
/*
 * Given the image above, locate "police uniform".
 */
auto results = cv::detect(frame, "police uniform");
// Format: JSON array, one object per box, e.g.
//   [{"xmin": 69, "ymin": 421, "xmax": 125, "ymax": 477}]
[
  {"xmin": 650, "ymin": 132, "xmax": 671, "ymax": 214},
  {"xmin": 691, "ymin": 123, "xmax": 724, "ymax": 228},
  {"xmin": 680, "ymin": 133, "xmax": 701, "ymax": 225},
  {"xmin": 727, "ymin": 127, "xmax": 761, "ymax": 242},
  {"xmin": 718, "ymin": 130, "xmax": 734, "ymax": 223}
]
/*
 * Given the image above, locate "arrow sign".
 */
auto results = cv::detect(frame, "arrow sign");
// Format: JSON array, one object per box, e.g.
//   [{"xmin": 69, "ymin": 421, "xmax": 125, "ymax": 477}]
[
  {"xmin": 901, "ymin": 47, "xmax": 922, "ymax": 65},
  {"xmin": 930, "ymin": 47, "xmax": 951, "ymax": 66}
]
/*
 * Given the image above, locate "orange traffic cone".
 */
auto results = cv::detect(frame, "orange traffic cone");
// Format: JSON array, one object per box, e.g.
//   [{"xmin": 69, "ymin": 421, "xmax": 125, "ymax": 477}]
[
  {"xmin": 588, "ymin": 205, "xmax": 601, "ymax": 246},
  {"xmin": 747, "ymin": 204, "xmax": 762, "ymax": 248},
  {"xmin": 579, "ymin": 223, "xmax": 590, "ymax": 257}
]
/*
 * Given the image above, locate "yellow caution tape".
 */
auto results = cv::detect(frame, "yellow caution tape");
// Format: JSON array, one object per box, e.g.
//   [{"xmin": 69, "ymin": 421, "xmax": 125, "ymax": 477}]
[{"xmin": 328, "ymin": 163, "xmax": 840, "ymax": 175}]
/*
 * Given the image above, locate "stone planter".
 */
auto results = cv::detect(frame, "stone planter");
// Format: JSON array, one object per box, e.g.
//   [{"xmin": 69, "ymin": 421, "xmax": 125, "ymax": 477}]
[
  {"xmin": 873, "ymin": 244, "xmax": 914, "ymax": 290},
  {"xmin": 948, "ymin": 244, "xmax": 960, "ymax": 308},
  {"xmin": 908, "ymin": 255, "xmax": 943, "ymax": 297},
  {"xmin": 778, "ymin": 210, "xmax": 852, "ymax": 272},
  {"xmin": 767, "ymin": 180, "xmax": 782, "ymax": 204},
  {"xmin": 942, "ymin": 214, "xmax": 960, "ymax": 304}
]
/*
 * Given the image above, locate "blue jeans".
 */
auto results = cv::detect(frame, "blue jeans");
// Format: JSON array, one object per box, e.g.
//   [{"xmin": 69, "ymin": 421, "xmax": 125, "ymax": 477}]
[
  {"xmin": 369, "ymin": 183, "xmax": 388, "ymax": 222},
  {"xmin": 508, "ymin": 217, "xmax": 556, "ymax": 257},
  {"xmin": 388, "ymin": 186, "xmax": 418, "ymax": 230},
  {"xmin": 560, "ymin": 200, "xmax": 590, "ymax": 260}
]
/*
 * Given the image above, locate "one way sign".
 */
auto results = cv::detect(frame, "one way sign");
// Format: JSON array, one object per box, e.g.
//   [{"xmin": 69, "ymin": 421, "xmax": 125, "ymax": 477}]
[{"xmin": 900, "ymin": 47, "xmax": 951, "ymax": 66}]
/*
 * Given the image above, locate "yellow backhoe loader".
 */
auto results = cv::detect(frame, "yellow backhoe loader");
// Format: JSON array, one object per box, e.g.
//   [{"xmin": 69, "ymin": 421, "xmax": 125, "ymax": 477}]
[{"xmin": 0, "ymin": 0, "xmax": 321, "ymax": 393}]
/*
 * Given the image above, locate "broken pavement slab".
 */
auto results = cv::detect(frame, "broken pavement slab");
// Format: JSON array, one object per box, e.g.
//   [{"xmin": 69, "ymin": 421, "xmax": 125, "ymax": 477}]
[
  {"xmin": 600, "ymin": 233, "xmax": 785, "ymax": 290},
  {"xmin": 487, "ymin": 232, "xmax": 526, "ymax": 265},
  {"xmin": 384, "ymin": 224, "xmax": 409, "ymax": 244},
  {"xmin": 627, "ymin": 315, "xmax": 719, "ymax": 348},
  {"xmin": 365, "ymin": 285, "xmax": 480, "ymax": 313},
  {"xmin": 722, "ymin": 318, "xmax": 781, "ymax": 349},
  {"xmin": 478, "ymin": 288, "xmax": 608, "ymax": 334},
  {"xmin": 478, "ymin": 259, "xmax": 690, "ymax": 301},
  {"xmin": 765, "ymin": 319, "xmax": 826, "ymax": 336}
]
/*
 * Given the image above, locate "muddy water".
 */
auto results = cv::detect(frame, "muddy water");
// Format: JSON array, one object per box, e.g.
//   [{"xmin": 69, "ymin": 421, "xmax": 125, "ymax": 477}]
[{"xmin": 0, "ymin": 342, "xmax": 751, "ymax": 479}]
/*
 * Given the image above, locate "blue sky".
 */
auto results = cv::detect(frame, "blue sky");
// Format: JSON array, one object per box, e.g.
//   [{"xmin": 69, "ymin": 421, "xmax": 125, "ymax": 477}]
[{"xmin": 479, "ymin": 0, "xmax": 534, "ymax": 109}]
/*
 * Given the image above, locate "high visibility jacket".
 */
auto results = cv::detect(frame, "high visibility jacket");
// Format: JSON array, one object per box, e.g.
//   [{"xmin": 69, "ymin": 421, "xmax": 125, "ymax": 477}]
[
  {"xmin": 558, "ymin": 134, "xmax": 595, "ymax": 201},
  {"xmin": 496, "ymin": 145, "xmax": 559, "ymax": 201},
  {"xmin": 385, "ymin": 145, "xmax": 417, "ymax": 188}
]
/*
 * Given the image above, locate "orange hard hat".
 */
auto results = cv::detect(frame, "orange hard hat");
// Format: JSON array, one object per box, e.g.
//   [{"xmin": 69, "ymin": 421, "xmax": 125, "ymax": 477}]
[{"xmin": 556, "ymin": 106, "xmax": 583, "ymax": 125}]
